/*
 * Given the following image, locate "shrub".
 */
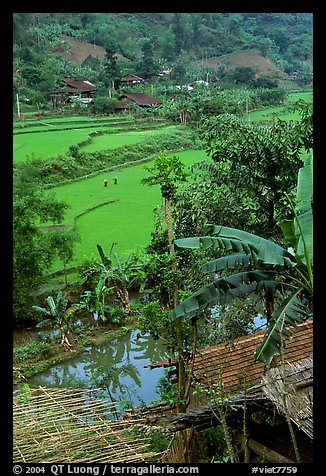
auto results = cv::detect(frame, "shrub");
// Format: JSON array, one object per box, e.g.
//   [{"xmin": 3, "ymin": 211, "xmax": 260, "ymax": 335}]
[{"xmin": 13, "ymin": 341, "xmax": 51, "ymax": 362}]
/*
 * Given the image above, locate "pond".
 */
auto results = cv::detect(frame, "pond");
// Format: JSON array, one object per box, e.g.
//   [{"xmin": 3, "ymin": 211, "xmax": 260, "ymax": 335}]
[{"xmin": 26, "ymin": 328, "xmax": 170, "ymax": 412}]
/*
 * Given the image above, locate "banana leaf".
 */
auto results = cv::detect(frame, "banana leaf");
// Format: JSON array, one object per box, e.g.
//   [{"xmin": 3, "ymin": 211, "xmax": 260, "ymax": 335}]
[
  {"xmin": 278, "ymin": 155, "xmax": 313, "ymax": 267},
  {"xmin": 294, "ymin": 154, "xmax": 313, "ymax": 265},
  {"xmin": 201, "ymin": 253, "xmax": 253, "ymax": 273},
  {"xmin": 254, "ymin": 290, "xmax": 310, "ymax": 364},
  {"xmin": 169, "ymin": 270, "xmax": 278, "ymax": 321},
  {"xmin": 175, "ymin": 230, "xmax": 295, "ymax": 267}
]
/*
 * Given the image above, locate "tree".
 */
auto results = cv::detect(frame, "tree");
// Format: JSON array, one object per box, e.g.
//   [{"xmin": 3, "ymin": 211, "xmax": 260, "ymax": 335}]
[
  {"xmin": 102, "ymin": 40, "xmax": 120, "ymax": 89},
  {"xmin": 79, "ymin": 243, "xmax": 144, "ymax": 317},
  {"xmin": 141, "ymin": 154, "xmax": 189, "ymax": 412},
  {"xmin": 13, "ymin": 161, "xmax": 75, "ymax": 325},
  {"xmin": 90, "ymin": 95, "xmax": 119, "ymax": 114},
  {"xmin": 33, "ymin": 290, "xmax": 72, "ymax": 349},
  {"xmin": 199, "ymin": 108, "xmax": 312, "ymax": 235},
  {"xmin": 172, "ymin": 13, "xmax": 182, "ymax": 55},
  {"xmin": 137, "ymin": 40, "xmax": 158, "ymax": 80},
  {"xmin": 169, "ymin": 155, "xmax": 313, "ymax": 365}
]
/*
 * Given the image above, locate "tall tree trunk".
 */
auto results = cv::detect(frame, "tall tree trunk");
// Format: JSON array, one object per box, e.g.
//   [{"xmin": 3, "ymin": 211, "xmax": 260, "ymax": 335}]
[{"xmin": 165, "ymin": 197, "xmax": 187, "ymax": 413}]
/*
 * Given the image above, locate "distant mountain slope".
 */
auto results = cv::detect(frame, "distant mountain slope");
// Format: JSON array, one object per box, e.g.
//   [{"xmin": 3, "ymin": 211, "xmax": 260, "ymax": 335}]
[
  {"xmin": 201, "ymin": 49, "xmax": 286, "ymax": 75},
  {"xmin": 201, "ymin": 48, "xmax": 300, "ymax": 85},
  {"xmin": 53, "ymin": 35, "xmax": 128, "ymax": 66}
]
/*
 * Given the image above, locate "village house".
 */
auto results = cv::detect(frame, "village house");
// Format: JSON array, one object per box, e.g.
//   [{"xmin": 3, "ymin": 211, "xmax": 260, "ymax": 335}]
[
  {"xmin": 116, "ymin": 92, "xmax": 163, "ymax": 110},
  {"xmin": 183, "ymin": 320, "xmax": 313, "ymax": 462},
  {"xmin": 146, "ymin": 320, "xmax": 313, "ymax": 463},
  {"xmin": 120, "ymin": 74, "xmax": 146, "ymax": 87},
  {"xmin": 51, "ymin": 77, "xmax": 98, "ymax": 107}
]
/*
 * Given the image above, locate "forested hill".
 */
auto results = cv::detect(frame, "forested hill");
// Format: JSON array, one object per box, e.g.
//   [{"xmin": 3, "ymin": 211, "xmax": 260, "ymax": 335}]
[{"xmin": 13, "ymin": 13, "xmax": 313, "ymax": 104}]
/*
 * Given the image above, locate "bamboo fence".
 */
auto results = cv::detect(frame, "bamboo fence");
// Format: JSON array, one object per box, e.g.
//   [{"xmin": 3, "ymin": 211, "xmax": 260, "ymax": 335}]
[{"xmin": 13, "ymin": 386, "xmax": 164, "ymax": 463}]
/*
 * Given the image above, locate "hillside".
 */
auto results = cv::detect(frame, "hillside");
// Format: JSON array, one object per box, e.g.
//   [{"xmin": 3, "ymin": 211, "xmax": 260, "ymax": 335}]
[
  {"xmin": 53, "ymin": 35, "xmax": 128, "ymax": 66},
  {"xmin": 13, "ymin": 12, "xmax": 313, "ymax": 104},
  {"xmin": 198, "ymin": 48, "xmax": 300, "ymax": 88},
  {"xmin": 55, "ymin": 36, "xmax": 300, "ymax": 89},
  {"xmin": 201, "ymin": 49, "xmax": 284, "ymax": 74}
]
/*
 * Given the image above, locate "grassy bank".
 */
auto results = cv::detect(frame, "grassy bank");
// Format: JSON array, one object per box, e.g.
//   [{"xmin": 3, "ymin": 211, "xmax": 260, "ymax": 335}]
[{"xmin": 13, "ymin": 319, "xmax": 139, "ymax": 384}]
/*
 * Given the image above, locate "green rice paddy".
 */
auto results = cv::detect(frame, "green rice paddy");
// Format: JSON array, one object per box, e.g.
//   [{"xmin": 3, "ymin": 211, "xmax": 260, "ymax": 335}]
[
  {"xmin": 13, "ymin": 114, "xmax": 169, "ymax": 162},
  {"xmin": 81, "ymin": 125, "xmax": 181, "ymax": 153},
  {"xmin": 248, "ymin": 89, "xmax": 312, "ymax": 124},
  {"xmin": 50, "ymin": 149, "xmax": 208, "ymax": 267},
  {"xmin": 13, "ymin": 89, "xmax": 312, "ymax": 275},
  {"xmin": 13, "ymin": 126, "xmax": 110, "ymax": 161}
]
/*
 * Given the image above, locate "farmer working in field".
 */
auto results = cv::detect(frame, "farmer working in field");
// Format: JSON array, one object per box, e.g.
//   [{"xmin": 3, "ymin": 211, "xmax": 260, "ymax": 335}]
[
  {"xmin": 113, "ymin": 176, "xmax": 118, "ymax": 185},
  {"xmin": 104, "ymin": 179, "xmax": 108, "ymax": 187}
]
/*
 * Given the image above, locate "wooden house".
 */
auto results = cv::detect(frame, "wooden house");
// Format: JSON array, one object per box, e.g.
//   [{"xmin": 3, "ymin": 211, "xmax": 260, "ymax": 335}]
[
  {"xmin": 176, "ymin": 320, "xmax": 313, "ymax": 463},
  {"xmin": 116, "ymin": 92, "xmax": 163, "ymax": 110},
  {"xmin": 52, "ymin": 77, "xmax": 98, "ymax": 106},
  {"xmin": 146, "ymin": 320, "xmax": 313, "ymax": 463},
  {"xmin": 120, "ymin": 74, "xmax": 145, "ymax": 86}
]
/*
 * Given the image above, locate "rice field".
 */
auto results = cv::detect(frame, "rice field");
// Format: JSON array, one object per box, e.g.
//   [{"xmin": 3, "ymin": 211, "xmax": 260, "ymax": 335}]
[
  {"xmin": 13, "ymin": 89, "xmax": 312, "ymax": 275},
  {"xmin": 248, "ymin": 89, "xmax": 312, "ymax": 124},
  {"xmin": 13, "ymin": 114, "xmax": 168, "ymax": 162},
  {"xmin": 50, "ymin": 149, "xmax": 208, "ymax": 267}
]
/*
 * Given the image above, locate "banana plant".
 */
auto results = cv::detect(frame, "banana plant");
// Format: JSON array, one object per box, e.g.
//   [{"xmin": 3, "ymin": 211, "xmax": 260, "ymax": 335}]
[
  {"xmin": 255, "ymin": 154, "xmax": 313, "ymax": 363},
  {"xmin": 33, "ymin": 290, "xmax": 72, "ymax": 349},
  {"xmin": 169, "ymin": 155, "xmax": 313, "ymax": 364}
]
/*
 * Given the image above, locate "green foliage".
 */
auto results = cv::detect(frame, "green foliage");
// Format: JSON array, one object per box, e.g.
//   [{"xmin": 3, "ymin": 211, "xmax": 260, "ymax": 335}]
[
  {"xmin": 157, "ymin": 370, "xmax": 179, "ymax": 406},
  {"xmin": 137, "ymin": 40, "xmax": 159, "ymax": 79},
  {"xmin": 79, "ymin": 243, "xmax": 145, "ymax": 320},
  {"xmin": 192, "ymin": 106, "xmax": 312, "ymax": 237},
  {"xmin": 13, "ymin": 161, "xmax": 76, "ymax": 325},
  {"xmin": 194, "ymin": 426, "xmax": 228, "ymax": 463},
  {"xmin": 142, "ymin": 250, "xmax": 183, "ymax": 307},
  {"xmin": 193, "ymin": 378, "xmax": 239, "ymax": 463},
  {"xmin": 170, "ymin": 155, "xmax": 313, "ymax": 364},
  {"xmin": 170, "ymin": 269, "xmax": 278, "ymax": 321},
  {"xmin": 14, "ymin": 340, "xmax": 51, "ymax": 361},
  {"xmin": 90, "ymin": 96, "xmax": 119, "ymax": 114},
  {"xmin": 141, "ymin": 154, "xmax": 189, "ymax": 199},
  {"xmin": 16, "ymin": 384, "xmax": 33, "ymax": 404},
  {"xmin": 32, "ymin": 290, "xmax": 73, "ymax": 348},
  {"xmin": 137, "ymin": 301, "xmax": 174, "ymax": 343}
]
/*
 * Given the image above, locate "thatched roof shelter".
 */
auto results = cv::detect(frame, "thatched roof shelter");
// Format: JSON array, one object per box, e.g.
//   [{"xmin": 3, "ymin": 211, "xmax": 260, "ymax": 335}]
[{"xmin": 260, "ymin": 357, "xmax": 313, "ymax": 439}]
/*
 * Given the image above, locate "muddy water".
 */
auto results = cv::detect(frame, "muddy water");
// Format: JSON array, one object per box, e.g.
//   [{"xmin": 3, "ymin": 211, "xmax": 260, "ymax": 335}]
[{"xmin": 27, "ymin": 329, "xmax": 170, "ymax": 410}]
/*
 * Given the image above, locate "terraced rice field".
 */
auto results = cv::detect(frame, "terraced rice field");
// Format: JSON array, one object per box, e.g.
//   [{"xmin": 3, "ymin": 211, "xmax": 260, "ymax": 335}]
[
  {"xmin": 13, "ymin": 112, "xmax": 206, "ymax": 271},
  {"xmin": 14, "ymin": 89, "xmax": 312, "ymax": 275},
  {"xmin": 13, "ymin": 114, "xmax": 168, "ymax": 162},
  {"xmin": 49, "ymin": 149, "xmax": 208, "ymax": 267}
]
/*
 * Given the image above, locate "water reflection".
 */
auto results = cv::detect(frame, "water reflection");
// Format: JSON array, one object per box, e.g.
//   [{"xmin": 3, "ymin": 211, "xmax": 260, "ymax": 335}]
[{"xmin": 27, "ymin": 329, "xmax": 169, "ymax": 409}]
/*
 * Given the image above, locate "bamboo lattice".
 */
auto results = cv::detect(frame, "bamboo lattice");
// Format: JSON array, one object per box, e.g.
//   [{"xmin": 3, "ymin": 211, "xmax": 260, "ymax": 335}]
[{"xmin": 13, "ymin": 386, "xmax": 162, "ymax": 463}]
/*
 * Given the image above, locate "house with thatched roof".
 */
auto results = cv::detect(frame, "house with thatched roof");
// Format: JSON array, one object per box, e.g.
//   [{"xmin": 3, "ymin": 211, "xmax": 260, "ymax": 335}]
[{"xmin": 116, "ymin": 92, "xmax": 163, "ymax": 110}]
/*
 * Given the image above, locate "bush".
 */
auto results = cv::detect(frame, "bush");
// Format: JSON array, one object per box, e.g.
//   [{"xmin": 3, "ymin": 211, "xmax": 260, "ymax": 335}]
[
  {"xmin": 90, "ymin": 96, "xmax": 119, "ymax": 114},
  {"xmin": 13, "ymin": 341, "xmax": 51, "ymax": 362}
]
